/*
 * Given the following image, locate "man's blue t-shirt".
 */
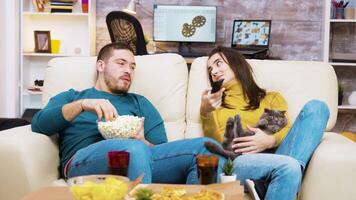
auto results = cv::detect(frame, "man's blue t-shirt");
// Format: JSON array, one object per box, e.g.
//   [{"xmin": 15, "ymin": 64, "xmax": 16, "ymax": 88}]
[{"xmin": 31, "ymin": 87, "xmax": 167, "ymax": 177}]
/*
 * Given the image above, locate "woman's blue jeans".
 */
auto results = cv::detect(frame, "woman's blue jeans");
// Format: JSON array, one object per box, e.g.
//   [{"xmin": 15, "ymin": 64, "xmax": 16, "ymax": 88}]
[
  {"xmin": 67, "ymin": 137, "xmax": 224, "ymax": 184},
  {"xmin": 233, "ymin": 100, "xmax": 330, "ymax": 200}
]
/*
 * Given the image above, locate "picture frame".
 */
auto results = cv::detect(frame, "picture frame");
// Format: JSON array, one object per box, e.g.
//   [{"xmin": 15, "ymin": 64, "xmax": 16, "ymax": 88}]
[{"xmin": 34, "ymin": 31, "xmax": 51, "ymax": 53}]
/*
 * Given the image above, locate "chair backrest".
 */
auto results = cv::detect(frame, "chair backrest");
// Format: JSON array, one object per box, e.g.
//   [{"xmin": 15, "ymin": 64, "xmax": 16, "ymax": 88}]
[
  {"xmin": 186, "ymin": 57, "xmax": 338, "ymax": 138},
  {"xmin": 43, "ymin": 54, "xmax": 188, "ymax": 141},
  {"xmin": 106, "ymin": 11, "xmax": 148, "ymax": 55}
]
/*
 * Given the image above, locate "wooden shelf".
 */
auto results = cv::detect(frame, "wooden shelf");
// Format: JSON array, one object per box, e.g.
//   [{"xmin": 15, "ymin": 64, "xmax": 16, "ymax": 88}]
[
  {"xmin": 23, "ymin": 52, "xmax": 66, "ymax": 57},
  {"xmin": 23, "ymin": 12, "xmax": 88, "ymax": 17},
  {"xmin": 22, "ymin": 52, "xmax": 86, "ymax": 57},
  {"xmin": 330, "ymin": 19, "xmax": 356, "ymax": 23},
  {"xmin": 23, "ymin": 90, "xmax": 43, "ymax": 95},
  {"xmin": 20, "ymin": 0, "xmax": 96, "ymax": 115},
  {"xmin": 338, "ymin": 105, "xmax": 356, "ymax": 110},
  {"xmin": 329, "ymin": 62, "xmax": 356, "ymax": 67}
]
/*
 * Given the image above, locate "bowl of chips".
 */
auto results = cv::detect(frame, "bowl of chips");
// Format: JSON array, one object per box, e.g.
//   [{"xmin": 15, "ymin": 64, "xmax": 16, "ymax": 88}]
[
  {"xmin": 69, "ymin": 175, "xmax": 130, "ymax": 200},
  {"xmin": 98, "ymin": 115, "xmax": 142, "ymax": 139}
]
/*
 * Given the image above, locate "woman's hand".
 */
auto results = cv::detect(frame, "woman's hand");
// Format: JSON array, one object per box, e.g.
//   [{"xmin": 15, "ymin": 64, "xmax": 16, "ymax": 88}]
[
  {"xmin": 81, "ymin": 99, "xmax": 118, "ymax": 122},
  {"xmin": 200, "ymin": 88, "xmax": 225, "ymax": 117},
  {"xmin": 232, "ymin": 125, "xmax": 277, "ymax": 154}
]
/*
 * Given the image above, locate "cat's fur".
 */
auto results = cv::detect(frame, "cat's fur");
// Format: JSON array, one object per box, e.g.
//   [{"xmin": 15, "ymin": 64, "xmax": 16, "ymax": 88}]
[{"xmin": 205, "ymin": 108, "xmax": 287, "ymax": 160}]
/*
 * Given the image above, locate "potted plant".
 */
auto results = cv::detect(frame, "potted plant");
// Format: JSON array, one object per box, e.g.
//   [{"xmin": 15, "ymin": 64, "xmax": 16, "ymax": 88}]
[
  {"xmin": 338, "ymin": 82, "xmax": 344, "ymax": 106},
  {"xmin": 220, "ymin": 158, "xmax": 237, "ymax": 183}
]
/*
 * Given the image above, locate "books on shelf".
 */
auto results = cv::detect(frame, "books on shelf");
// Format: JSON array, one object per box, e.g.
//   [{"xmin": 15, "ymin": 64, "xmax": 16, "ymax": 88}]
[{"xmin": 50, "ymin": 0, "xmax": 78, "ymax": 13}]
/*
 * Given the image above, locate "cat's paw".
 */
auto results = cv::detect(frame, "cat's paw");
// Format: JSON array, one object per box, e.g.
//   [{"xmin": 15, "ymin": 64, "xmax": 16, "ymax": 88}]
[
  {"xmin": 226, "ymin": 117, "xmax": 234, "ymax": 127},
  {"xmin": 225, "ymin": 117, "xmax": 234, "ymax": 135},
  {"xmin": 233, "ymin": 114, "xmax": 241, "ymax": 123}
]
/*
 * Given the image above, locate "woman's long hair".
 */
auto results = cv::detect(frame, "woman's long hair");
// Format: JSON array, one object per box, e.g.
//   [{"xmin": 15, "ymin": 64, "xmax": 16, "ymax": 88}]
[{"xmin": 208, "ymin": 46, "xmax": 266, "ymax": 110}]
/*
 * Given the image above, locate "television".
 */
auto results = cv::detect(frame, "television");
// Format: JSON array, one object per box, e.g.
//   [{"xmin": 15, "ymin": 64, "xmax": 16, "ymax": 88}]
[
  {"xmin": 231, "ymin": 20, "xmax": 271, "ymax": 48},
  {"xmin": 153, "ymin": 5, "xmax": 217, "ymax": 56}
]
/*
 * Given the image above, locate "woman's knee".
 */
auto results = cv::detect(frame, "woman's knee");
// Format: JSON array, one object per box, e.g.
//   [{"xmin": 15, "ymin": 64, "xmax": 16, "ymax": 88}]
[
  {"xmin": 303, "ymin": 100, "xmax": 330, "ymax": 117},
  {"xmin": 275, "ymin": 157, "xmax": 302, "ymax": 186}
]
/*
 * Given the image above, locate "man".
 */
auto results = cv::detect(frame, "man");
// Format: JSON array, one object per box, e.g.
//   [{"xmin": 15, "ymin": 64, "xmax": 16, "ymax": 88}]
[{"xmin": 32, "ymin": 42, "xmax": 223, "ymax": 183}]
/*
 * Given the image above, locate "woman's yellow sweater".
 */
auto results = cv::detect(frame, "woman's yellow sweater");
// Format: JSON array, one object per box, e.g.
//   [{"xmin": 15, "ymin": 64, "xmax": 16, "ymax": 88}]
[{"xmin": 201, "ymin": 81, "xmax": 291, "ymax": 146}]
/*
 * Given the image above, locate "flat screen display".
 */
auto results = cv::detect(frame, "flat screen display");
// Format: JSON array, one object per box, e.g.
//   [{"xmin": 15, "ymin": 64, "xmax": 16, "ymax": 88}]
[
  {"xmin": 153, "ymin": 5, "xmax": 216, "ymax": 43},
  {"xmin": 231, "ymin": 20, "xmax": 271, "ymax": 47}
]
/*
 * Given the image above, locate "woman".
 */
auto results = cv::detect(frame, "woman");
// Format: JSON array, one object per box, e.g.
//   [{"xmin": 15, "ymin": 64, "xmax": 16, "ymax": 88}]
[{"xmin": 200, "ymin": 46, "xmax": 329, "ymax": 200}]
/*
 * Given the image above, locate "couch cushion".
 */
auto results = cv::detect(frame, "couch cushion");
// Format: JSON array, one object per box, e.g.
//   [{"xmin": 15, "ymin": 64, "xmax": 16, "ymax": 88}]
[
  {"xmin": 186, "ymin": 57, "xmax": 338, "ymax": 138},
  {"xmin": 44, "ymin": 53, "xmax": 188, "ymax": 141}
]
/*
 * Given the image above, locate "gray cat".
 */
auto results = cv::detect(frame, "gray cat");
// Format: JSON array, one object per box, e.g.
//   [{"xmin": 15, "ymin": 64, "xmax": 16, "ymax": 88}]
[{"xmin": 205, "ymin": 108, "xmax": 287, "ymax": 160}]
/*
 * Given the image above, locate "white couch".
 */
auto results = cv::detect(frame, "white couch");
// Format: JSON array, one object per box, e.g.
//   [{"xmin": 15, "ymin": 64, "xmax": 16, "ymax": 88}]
[{"xmin": 0, "ymin": 53, "xmax": 355, "ymax": 200}]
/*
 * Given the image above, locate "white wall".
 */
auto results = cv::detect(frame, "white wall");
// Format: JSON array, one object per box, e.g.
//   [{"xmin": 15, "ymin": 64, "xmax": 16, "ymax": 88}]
[
  {"xmin": 0, "ymin": 1, "xmax": 20, "ymax": 117},
  {"xmin": 0, "ymin": 1, "xmax": 6, "ymax": 115}
]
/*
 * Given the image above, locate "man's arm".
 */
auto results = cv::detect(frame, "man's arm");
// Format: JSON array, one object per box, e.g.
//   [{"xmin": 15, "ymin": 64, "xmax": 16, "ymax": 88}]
[
  {"xmin": 32, "ymin": 90, "xmax": 119, "ymax": 135},
  {"xmin": 62, "ymin": 100, "xmax": 84, "ymax": 121},
  {"xmin": 139, "ymin": 96, "xmax": 168, "ymax": 145},
  {"xmin": 31, "ymin": 90, "xmax": 77, "ymax": 135}
]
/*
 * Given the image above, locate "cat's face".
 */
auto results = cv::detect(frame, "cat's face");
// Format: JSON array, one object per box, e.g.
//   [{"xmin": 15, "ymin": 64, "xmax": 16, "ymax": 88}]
[{"xmin": 262, "ymin": 108, "xmax": 287, "ymax": 132}]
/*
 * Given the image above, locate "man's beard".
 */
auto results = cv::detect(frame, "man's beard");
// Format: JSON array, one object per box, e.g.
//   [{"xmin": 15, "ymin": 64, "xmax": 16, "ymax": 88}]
[{"xmin": 104, "ymin": 72, "xmax": 130, "ymax": 94}]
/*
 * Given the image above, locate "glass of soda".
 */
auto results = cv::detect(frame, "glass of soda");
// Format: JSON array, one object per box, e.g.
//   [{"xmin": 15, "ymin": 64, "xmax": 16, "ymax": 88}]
[
  {"xmin": 196, "ymin": 154, "xmax": 219, "ymax": 185},
  {"xmin": 108, "ymin": 151, "xmax": 130, "ymax": 177}
]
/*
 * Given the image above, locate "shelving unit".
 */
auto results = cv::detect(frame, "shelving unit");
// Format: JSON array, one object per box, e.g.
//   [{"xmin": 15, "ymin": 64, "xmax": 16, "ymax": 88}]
[
  {"xmin": 20, "ymin": 0, "xmax": 96, "ymax": 115},
  {"xmin": 324, "ymin": 0, "xmax": 356, "ymax": 111}
]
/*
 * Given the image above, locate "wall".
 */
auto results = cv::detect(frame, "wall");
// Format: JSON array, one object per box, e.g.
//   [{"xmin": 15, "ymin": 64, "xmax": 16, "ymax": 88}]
[
  {"xmin": 96, "ymin": 0, "xmax": 325, "ymax": 60},
  {"xmin": 0, "ymin": 1, "xmax": 5, "ymax": 114},
  {"xmin": 0, "ymin": 1, "xmax": 20, "ymax": 117}
]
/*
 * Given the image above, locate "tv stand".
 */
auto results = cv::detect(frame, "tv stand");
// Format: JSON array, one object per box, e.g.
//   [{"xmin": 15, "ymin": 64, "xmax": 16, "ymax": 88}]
[{"xmin": 177, "ymin": 42, "xmax": 206, "ymax": 57}]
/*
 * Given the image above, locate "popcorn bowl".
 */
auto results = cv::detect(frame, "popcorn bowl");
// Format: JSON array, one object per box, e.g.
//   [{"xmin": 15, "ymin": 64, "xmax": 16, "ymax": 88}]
[{"xmin": 98, "ymin": 115, "xmax": 142, "ymax": 139}]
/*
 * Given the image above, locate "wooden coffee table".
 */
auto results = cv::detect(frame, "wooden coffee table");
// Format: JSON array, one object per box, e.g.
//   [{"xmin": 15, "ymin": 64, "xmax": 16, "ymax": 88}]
[{"xmin": 22, "ymin": 181, "xmax": 244, "ymax": 200}]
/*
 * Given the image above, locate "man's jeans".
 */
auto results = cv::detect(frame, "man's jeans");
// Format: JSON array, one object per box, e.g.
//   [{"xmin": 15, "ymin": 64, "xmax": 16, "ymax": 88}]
[
  {"xmin": 67, "ymin": 137, "xmax": 224, "ymax": 184},
  {"xmin": 233, "ymin": 100, "xmax": 330, "ymax": 200}
]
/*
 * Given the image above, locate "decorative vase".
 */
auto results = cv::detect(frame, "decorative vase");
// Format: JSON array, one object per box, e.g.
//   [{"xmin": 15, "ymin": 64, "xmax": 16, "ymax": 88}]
[
  {"xmin": 348, "ymin": 91, "xmax": 356, "ymax": 105},
  {"xmin": 335, "ymin": 8, "xmax": 345, "ymax": 19},
  {"xmin": 219, "ymin": 173, "xmax": 237, "ymax": 183}
]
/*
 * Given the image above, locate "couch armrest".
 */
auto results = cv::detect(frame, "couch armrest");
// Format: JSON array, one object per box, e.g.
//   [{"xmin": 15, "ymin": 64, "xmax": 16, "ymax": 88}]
[
  {"xmin": 0, "ymin": 125, "xmax": 59, "ymax": 200},
  {"xmin": 300, "ymin": 132, "xmax": 356, "ymax": 200}
]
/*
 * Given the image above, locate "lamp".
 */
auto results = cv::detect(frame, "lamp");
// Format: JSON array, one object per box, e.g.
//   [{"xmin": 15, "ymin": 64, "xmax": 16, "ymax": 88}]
[{"xmin": 123, "ymin": 0, "xmax": 137, "ymax": 15}]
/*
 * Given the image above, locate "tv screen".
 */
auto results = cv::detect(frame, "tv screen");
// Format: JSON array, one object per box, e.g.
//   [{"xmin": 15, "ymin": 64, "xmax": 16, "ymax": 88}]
[
  {"xmin": 231, "ymin": 20, "xmax": 271, "ymax": 47},
  {"xmin": 153, "ymin": 5, "xmax": 216, "ymax": 43}
]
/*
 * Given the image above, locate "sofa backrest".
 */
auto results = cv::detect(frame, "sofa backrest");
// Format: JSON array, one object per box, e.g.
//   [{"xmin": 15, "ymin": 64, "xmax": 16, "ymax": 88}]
[
  {"xmin": 186, "ymin": 57, "xmax": 338, "ymax": 138},
  {"xmin": 44, "ymin": 53, "xmax": 188, "ymax": 141}
]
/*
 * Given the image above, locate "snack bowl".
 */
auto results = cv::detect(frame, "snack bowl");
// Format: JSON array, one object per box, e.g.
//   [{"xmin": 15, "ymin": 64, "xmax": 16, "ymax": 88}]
[
  {"xmin": 98, "ymin": 115, "xmax": 142, "ymax": 139},
  {"xmin": 68, "ymin": 175, "xmax": 130, "ymax": 200}
]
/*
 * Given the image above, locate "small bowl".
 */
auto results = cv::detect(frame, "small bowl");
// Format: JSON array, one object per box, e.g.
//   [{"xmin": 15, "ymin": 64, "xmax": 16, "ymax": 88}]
[
  {"xmin": 67, "ymin": 174, "xmax": 129, "ymax": 186},
  {"xmin": 98, "ymin": 115, "xmax": 142, "ymax": 139},
  {"xmin": 69, "ymin": 175, "xmax": 131, "ymax": 200}
]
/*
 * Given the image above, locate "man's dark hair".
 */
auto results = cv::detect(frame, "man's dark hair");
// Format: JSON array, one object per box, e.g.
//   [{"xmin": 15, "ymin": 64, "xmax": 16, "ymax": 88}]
[
  {"xmin": 208, "ymin": 46, "xmax": 266, "ymax": 110},
  {"xmin": 97, "ymin": 42, "xmax": 134, "ymax": 62}
]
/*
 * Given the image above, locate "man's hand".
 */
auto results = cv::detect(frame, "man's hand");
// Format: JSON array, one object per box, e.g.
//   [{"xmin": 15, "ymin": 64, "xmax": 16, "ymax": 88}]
[
  {"xmin": 200, "ymin": 87, "xmax": 225, "ymax": 117},
  {"xmin": 81, "ymin": 99, "xmax": 118, "ymax": 122},
  {"xmin": 232, "ymin": 125, "xmax": 277, "ymax": 154},
  {"xmin": 129, "ymin": 118, "xmax": 153, "ymax": 147}
]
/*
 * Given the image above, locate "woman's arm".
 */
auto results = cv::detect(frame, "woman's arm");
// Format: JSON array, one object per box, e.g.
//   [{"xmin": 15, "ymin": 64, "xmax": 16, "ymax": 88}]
[
  {"xmin": 232, "ymin": 92, "xmax": 291, "ymax": 154},
  {"xmin": 200, "ymin": 88, "xmax": 225, "ymax": 142}
]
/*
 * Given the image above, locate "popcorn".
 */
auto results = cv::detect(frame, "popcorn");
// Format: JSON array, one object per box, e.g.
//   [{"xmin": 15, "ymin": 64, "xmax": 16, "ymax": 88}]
[{"xmin": 98, "ymin": 115, "xmax": 142, "ymax": 139}]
